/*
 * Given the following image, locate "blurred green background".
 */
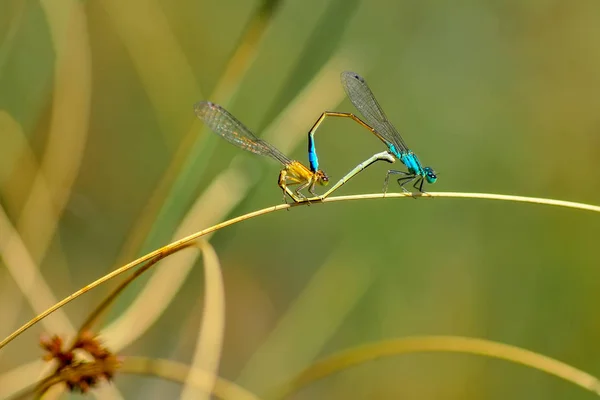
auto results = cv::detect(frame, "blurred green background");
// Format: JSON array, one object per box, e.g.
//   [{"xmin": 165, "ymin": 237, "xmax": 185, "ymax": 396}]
[{"xmin": 2, "ymin": 0, "xmax": 600, "ymax": 398}]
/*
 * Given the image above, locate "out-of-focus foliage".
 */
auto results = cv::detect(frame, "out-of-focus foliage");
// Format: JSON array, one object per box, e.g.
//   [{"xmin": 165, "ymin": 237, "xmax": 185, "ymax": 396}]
[{"xmin": 1, "ymin": 0, "xmax": 600, "ymax": 398}]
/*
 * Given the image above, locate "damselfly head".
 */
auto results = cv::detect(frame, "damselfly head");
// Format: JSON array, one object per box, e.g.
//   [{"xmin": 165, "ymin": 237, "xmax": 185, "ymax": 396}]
[
  {"xmin": 316, "ymin": 170, "xmax": 330, "ymax": 186},
  {"xmin": 424, "ymin": 167, "xmax": 437, "ymax": 184}
]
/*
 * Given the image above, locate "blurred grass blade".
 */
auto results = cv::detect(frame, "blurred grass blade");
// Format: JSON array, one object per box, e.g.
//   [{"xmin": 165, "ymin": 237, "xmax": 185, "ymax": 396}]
[
  {"xmin": 181, "ymin": 241, "xmax": 225, "ymax": 400},
  {"xmin": 99, "ymin": 0, "xmax": 201, "ymax": 137},
  {"xmin": 0, "ymin": 111, "xmax": 38, "ymax": 336},
  {"xmin": 0, "ymin": 269, "xmax": 21, "ymax": 340},
  {"xmin": 209, "ymin": 0, "xmax": 285, "ymax": 103},
  {"xmin": 260, "ymin": 53, "xmax": 363, "ymax": 150},
  {"xmin": 111, "ymin": 0, "xmax": 283, "ymax": 295},
  {"xmin": 0, "ymin": 110, "xmax": 75, "ymax": 343},
  {"xmin": 0, "ymin": 360, "xmax": 45, "ymax": 399},
  {"xmin": 0, "ymin": 0, "xmax": 27, "ymax": 74},
  {"xmin": 122, "ymin": 357, "xmax": 261, "ymax": 400},
  {"xmin": 235, "ymin": 242, "xmax": 374, "ymax": 396},
  {"xmin": 0, "ymin": 205, "xmax": 74, "ymax": 335},
  {"xmin": 259, "ymin": 0, "xmax": 360, "ymax": 129},
  {"xmin": 99, "ymin": 0, "xmax": 209, "ymax": 324},
  {"xmin": 271, "ymin": 336, "xmax": 600, "ymax": 399},
  {"xmin": 0, "ymin": 111, "xmax": 37, "ymax": 214},
  {"xmin": 3, "ymin": 0, "xmax": 95, "ymax": 390},
  {"xmin": 19, "ymin": 0, "xmax": 92, "ymax": 260},
  {"xmin": 0, "ymin": 0, "xmax": 93, "ymax": 329}
]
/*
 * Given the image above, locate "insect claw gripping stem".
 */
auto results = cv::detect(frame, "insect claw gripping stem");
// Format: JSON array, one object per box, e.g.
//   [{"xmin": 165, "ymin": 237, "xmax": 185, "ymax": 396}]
[{"xmin": 396, "ymin": 175, "xmax": 418, "ymax": 198}]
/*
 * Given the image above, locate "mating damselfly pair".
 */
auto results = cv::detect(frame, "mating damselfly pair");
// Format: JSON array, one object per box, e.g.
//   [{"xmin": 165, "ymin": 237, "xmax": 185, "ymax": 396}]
[{"xmin": 194, "ymin": 71, "xmax": 438, "ymax": 203}]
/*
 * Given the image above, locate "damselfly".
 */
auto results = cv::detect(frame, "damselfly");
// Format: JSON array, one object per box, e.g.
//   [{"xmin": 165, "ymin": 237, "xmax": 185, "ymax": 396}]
[
  {"xmin": 194, "ymin": 101, "xmax": 329, "ymax": 203},
  {"xmin": 340, "ymin": 71, "xmax": 437, "ymax": 193},
  {"xmin": 305, "ymin": 71, "xmax": 437, "ymax": 200}
]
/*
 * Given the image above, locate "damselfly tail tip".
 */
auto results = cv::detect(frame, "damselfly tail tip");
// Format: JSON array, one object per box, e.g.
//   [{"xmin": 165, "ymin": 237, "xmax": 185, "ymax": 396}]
[
  {"xmin": 341, "ymin": 70, "xmax": 365, "ymax": 83},
  {"xmin": 194, "ymin": 101, "xmax": 222, "ymax": 120},
  {"xmin": 194, "ymin": 100, "xmax": 214, "ymax": 109}
]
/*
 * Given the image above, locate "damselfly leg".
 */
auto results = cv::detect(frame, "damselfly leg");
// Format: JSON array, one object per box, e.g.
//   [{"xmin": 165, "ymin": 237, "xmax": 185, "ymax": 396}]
[{"xmin": 383, "ymin": 170, "xmax": 412, "ymax": 194}]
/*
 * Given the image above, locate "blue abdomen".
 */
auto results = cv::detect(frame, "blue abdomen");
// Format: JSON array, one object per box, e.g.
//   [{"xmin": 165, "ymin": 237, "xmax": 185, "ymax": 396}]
[{"xmin": 308, "ymin": 133, "xmax": 319, "ymax": 172}]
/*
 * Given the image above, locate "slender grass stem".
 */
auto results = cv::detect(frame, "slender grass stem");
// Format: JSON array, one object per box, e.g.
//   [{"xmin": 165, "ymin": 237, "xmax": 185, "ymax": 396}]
[
  {"xmin": 1, "ymin": 191, "xmax": 598, "ymax": 350},
  {"xmin": 269, "ymin": 336, "xmax": 600, "ymax": 399}
]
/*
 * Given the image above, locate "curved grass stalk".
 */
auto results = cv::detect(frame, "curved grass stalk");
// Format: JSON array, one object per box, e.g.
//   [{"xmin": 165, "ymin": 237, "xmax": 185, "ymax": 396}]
[
  {"xmin": 75, "ymin": 245, "xmax": 194, "ymax": 337},
  {"xmin": 235, "ymin": 244, "xmax": 374, "ymax": 393},
  {"xmin": 268, "ymin": 336, "xmax": 600, "ymax": 399},
  {"xmin": 180, "ymin": 241, "xmax": 226, "ymax": 400},
  {"xmin": 1, "ymin": 191, "xmax": 599, "ymax": 350},
  {"xmin": 121, "ymin": 356, "xmax": 261, "ymax": 400}
]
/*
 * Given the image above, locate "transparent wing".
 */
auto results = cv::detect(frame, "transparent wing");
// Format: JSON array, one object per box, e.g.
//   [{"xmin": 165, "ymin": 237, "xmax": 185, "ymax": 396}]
[
  {"xmin": 340, "ymin": 71, "xmax": 408, "ymax": 153},
  {"xmin": 194, "ymin": 101, "xmax": 291, "ymax": 165}
]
